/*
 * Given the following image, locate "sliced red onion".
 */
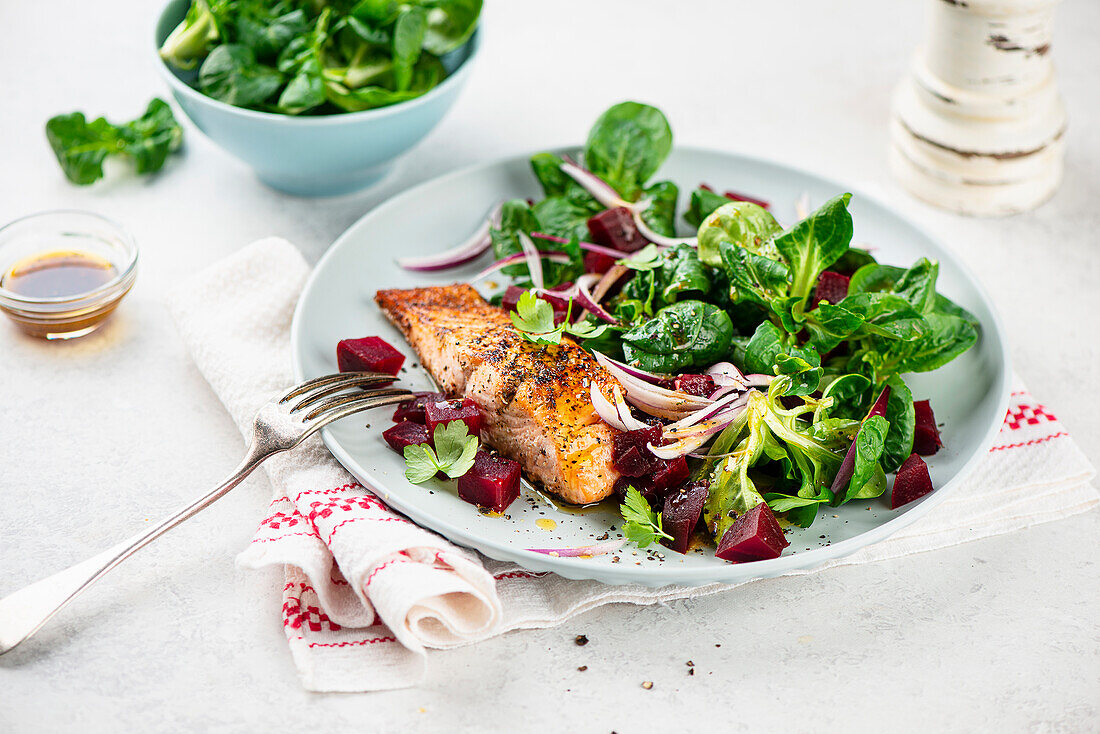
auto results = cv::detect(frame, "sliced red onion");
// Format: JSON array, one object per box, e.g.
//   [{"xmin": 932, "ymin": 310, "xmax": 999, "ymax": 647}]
[
  {"xmin": 472, "ymin": 251, "xmax": 573, "ymax": 282},
  {"xmin": 559, "ymin": 161, "xmax": 629, "ymax": 209},
  {"xmin": 518, "ymin": 232, "xmax": 544, "ymax": 291},
  {"xmin": 647, "ymin": 413, "xmax": 740, "ymax": 458},
  {"xmin": 631, "ymin": 208, "xmax": 697, "ymax": 248},
  {"xmin": 530, "ymin": 232, "xmax": 630, "ymax": 261},
  {"xmin": 591, "ymin": 351, "xmax": 676, "ymax": 388},
  {"xmin": 592, "ymin": 353, "xmax": 710, "ymax": 411},
  {"xmin": 590, "ymin": 382, "xmax": 648, "ymax": 432},
  {"xmin": 592, "ymin": 263, "xmax": 629, "ymax": 304},
  {"xmin": 526, "ymin": 539, "xmax": 625, "ymax": 557},
  {"xmin": 397, "ymin": 201, "xmax": 502, "ymax": 271},
  {"xmin": 706, "ymin": 361, "xmax": 748, "ymax": 382},
  {"xmin": 574, "ymin": 273, "xmax": 620, "ymax": 325},
  {"xmin": 665, "ymin": 391, "xmax": 752, "ymax": 432}
]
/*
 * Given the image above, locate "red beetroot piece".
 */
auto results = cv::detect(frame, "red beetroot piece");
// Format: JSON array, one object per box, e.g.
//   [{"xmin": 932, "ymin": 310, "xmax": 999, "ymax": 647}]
[
  {"xmin": 891, "ymin": 453, "xmax": 935, "ymax": 509},
  {"xmin": 425, "ymin": 398, "xmax": 484, "ymax": 437},
  {"xmin": 337, "ymin": 336, "xmax": 405, "ymax": 381},
  {"xmin": 612, "ymin": 425, "xmax": 664, "ymax": 477},
  {"xmin": 587, "ymin": 207, "xmax": 648, "ymax": 253},
  {"xmin": 723, "ymin": 190, "xmax": 771, "ymax": 210},
  {"xmin": 392, "ymin": 392, "xmax": 447, "ymax": 423},
  {"xmin": 715, "ymin": 503, "xmax": 790, "ymax": 562},
  {"xmin": 382, "ymin": 421, "xmax": 431, "ymax": 454},
  {"xmin": 674, "ymin": 374, "xmax": 717, "ymax": 398},
  {"xmin": 810, "ymin": 271, "xmax": 851, "ymax": 309},
  {"xmin": 661, "ymin": 481, "xmax": 708, "ymax": 554},
  {"xmin": 457, "ymin": 451, "xmax": 521, "ymax": 513},
  {"xmin": 584, "ymin": 250, "xmax": 618, "ymax": 274},
  {"xmin": 912, "ymin": 400, "xmax": 943, "ymax": 456},
  {"xmin": 651, "ymin": 455, "xmax": 689, "ymax": 493}
]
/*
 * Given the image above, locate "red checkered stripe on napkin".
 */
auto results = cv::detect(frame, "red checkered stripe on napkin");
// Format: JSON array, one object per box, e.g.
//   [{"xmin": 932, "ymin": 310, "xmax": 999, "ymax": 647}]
[
  {"xmin": 991, "ymin": 388, "xmax": 1066, "ymax": 452},
  {"xmin": 282, "ymin": 580, "xmax": 393, "ymax": 648}
]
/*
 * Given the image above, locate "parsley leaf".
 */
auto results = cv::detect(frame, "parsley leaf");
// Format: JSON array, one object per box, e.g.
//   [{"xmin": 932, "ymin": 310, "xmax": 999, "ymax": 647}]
[
  {"xmin": 565, "ymin": 317, "xmax": 610, "ymax": 340},
  {"xmin": 402, "ymin": 421, "xmax": 479, "ymax": 483},
  {"xmin": 509, "ymin": 290, "xmax": 565, "ymax": 344},
  {"xmin": 619, "ymin": 485, "xmax": 673, "ymax": 548}
]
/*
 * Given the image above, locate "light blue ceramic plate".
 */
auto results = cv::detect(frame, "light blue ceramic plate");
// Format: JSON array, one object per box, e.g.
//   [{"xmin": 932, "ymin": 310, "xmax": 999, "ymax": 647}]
[{"xmin": 291, "ymin": 147, "xmax": 1011, "ymax": 587}]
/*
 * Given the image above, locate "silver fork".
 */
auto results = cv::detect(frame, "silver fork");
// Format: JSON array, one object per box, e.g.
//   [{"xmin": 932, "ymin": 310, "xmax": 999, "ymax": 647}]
[{"xmin": 0, "ymin": 372, "xmax": 412, "ymax": 656}]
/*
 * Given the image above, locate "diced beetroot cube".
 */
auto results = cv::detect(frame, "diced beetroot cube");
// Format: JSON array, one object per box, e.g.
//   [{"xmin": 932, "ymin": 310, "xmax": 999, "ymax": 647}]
[
  {"xmin": 674, "ymin": 374, "xmax": 716, "ymax": 398},
  {"xmin": 810, "ymin": 271, "xmax": 851, "ymax": 309},
  {"xmin": 392, "ymin": 392, "xmax": 447, "ymax": 424},
  {"xmin": 715, "ymin": 503, "xmax": 790, "ymax": 562},
  {"xmin": 501, "ymin": 285, "xmax": 526, "ymax": 313},
  {"xmin": 587, "ymin": 207, "xmax": 648, "ymax": 253},
  {"xmin": 424, "ymin": 398, "xmax": 484, "ymax": 438},
  {"xmin": 891, "ymin": 453, "xmax": 935, "ymax": 509},
  {"xmin": 661, "ymin": 481, "xmax": 708, "ymax": 554},
  {"xmin": 457, "ymin": 450, "xmax": 521, "ymax": 513},
  {"xmin": 584, "ymin": 250, "xmax": 618, "ymax": 274},
  {"xmin": 382, "ymin": 421, "xmax": 431, "ymax": 454},
  {"xmin": 650, "ymin": 455, "xmax": 689, "ymax": 493},
  {"xmin": 611, "ymin": 425, "xmax": 663, "ymax": 477},
  {"xmin": 337, "ymin": 336, "xmax": 405, "ymax": 381},
  {"xmin": 723, "ymin": 190, "xmax": 770, "ymax": 210},
  {"xmin": 912, "ymin": 400, "xmax": 943, "ymax": 456}
]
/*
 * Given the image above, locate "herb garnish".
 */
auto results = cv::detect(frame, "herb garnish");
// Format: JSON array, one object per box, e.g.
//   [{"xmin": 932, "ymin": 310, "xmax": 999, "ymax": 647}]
[
  {"xmin": 619, "ymin": 486, "xmax": 673, "ymax": 548},
  {"xmin": 402, "ymin": 421, "xmax": 478, "ymax": 483},
  {"xmin": 509, "ymin": 291, "xmax": 609, "ymax": 344}
]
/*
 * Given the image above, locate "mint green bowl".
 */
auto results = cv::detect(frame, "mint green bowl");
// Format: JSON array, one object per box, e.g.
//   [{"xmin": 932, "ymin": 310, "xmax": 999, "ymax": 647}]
[{"xmin": 154, "ymin": 0, "xmax": 479, "ymax": 196}]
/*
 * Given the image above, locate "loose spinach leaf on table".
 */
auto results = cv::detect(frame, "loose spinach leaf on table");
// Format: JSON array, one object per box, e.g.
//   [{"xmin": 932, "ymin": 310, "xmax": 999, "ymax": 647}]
[{"xmin": 45, "ymin": 98, "xmax": 183, "ymax": 185}]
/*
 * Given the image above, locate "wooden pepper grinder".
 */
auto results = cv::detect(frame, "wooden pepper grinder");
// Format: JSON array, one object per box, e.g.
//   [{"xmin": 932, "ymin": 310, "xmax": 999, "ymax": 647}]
[{"xmin": 890, "ymin": 0, "xmax": 1066, "ymax": 216}]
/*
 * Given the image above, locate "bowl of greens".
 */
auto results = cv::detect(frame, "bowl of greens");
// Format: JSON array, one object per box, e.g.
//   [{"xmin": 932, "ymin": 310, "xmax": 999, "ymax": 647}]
[{"xmin": 154, "ymin": 0, "xmax": 481, "ymax": 196}]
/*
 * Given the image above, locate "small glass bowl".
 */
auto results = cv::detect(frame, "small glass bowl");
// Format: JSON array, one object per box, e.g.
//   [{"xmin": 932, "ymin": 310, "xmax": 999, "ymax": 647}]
[{"xmin": 0, "ymin": 211, "xmax": 138, "ymax": 339}]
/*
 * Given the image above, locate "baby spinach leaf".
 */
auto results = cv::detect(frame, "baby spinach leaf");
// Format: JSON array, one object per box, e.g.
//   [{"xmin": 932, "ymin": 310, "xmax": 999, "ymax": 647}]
[
  {"xmin": 621, "ymin": 300, "xmax": 733, "ymax": 373},
  {"xmin": 684, "ymin": 186, "xmax": 733, "ymax": 228},
  {"xmin": 772, "ymin": 193, "xmax": 853, "ymax": 299},
  {"xmin": 802, "ymin": 301, "xmax": 864, "ymax": 353},
  {"xmin": 842, "ymin": 414, "xmax": 888, "ymax": 503},
  {"xmin": 820, "ymin": 373, "xmax": 871, "ymax": 420},
  {"xmin": 159, "ymin": 0, "xmax": 223, "ymax": 70},
  {"xmin": 530, "ymin": 152, "xmax": 571, "ymax": 196},
  {"xmin": 892, "ymin": 258, "xmax": 939, "ymax": 315},
  {"xmin": 422, "ymin": 0, "xmax": 483, "ymax": 55},
  {"xmin": 392, "ymin": 5, "xmax": 427, "ymax": 91},
  {"xmin": 45, "ymin": 98, "xmax": 183, "ymax": 185},
  {"xmin": 774, "ymin": 350, "xmax": 823, "ymax": 396},
  {"xmin": 238, "ymin": 8, "xmax": 309, "ymax": 60},
  {"xmin": 719, "ymin": 241, "xmax": 790, "ymax": 308},
  {"xmin": 659, "ymin": 244, "xmax": 711, "ymax": 302},
  {"xmin": 881, "ymin": 374, "xmax": 915, "ymax": 472},
  {"xmin": 200, "ymin": 44, "xmax": 283, "ymax": 106},
  {"xmin": 583, "ymin": 102, "xmax": 672, "ymax": 200},
  {"xmin": 892, "ymin": 312, "xmax": 979, "ymax": 374},
  {"xmin": 742, "ymin": 321, "xmax": 787, "ymax": 376},
  {"xmin": 531, "ymin": 196, "xmax": 594, "ymax": 243},
  {"xmin": 637, "ymin": 180, "xmax": 679, "ymax": 237},
  {"xmin": 324, "ymin": 56, "xmax": 442, "ymax": 111},
  {"xmin": 697, "ymin": 201, "xmax": 782, "ymax": 267},
  {"xmin": 840, "ymin": 292, "xmax": 927, "ymax": 341}
]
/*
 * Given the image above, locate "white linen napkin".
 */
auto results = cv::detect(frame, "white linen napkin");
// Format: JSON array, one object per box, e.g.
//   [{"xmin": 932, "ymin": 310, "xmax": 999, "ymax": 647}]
[{"xmin": 167, "ymin": 237, "xmax": 1098, "ymax": 692}]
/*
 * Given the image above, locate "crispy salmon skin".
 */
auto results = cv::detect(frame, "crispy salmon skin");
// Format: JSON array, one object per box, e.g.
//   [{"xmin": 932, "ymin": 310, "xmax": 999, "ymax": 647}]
[{"xmin": 375, "ymin": 284, "xmax": 621, "ymax": 504}]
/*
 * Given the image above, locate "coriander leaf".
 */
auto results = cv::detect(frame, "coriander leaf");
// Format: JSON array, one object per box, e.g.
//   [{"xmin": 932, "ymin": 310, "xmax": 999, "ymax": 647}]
[
  {"xmin": 565, "ymin": 317, "xmax": 609, "ymax": 340},
  {"xmin": 619, "ymin": 486, "xmax": 673, "ymax": 548},
  {"xmin": 403, "ymin": 443, "xmax": 442, "ymax": 483},
  {"xmin": 509, "ymin": 290, "xmax": 564, "ymax": 344},
  {"xmin": 431, "ymin": 420, "xmax": 479, "ymax": 478}
]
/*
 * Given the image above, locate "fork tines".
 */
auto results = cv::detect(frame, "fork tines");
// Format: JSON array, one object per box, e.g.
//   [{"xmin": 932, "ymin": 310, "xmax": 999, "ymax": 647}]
[{"xmin": 282, "ymin": 372, "xmax": 411, "ymax": 420}]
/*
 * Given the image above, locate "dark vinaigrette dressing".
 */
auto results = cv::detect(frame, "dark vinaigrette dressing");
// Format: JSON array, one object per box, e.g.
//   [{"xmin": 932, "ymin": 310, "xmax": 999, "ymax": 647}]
[{"xmin": 1, "ymin": 250, "xmax": 117, "ymax": 298}]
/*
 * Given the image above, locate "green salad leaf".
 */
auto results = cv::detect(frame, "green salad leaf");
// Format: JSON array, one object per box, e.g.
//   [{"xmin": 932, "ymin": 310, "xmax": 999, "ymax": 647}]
[
  {"xmin": 620, "ymin": 486, "xmax": 673, "ymax": 548},
  {"xmin": 584, "ymin": 102, "xmax": 672, "ymax": 200},
  {"xmin": 403, "ymin": 421, "xmax": 479, "ymax": 483}
]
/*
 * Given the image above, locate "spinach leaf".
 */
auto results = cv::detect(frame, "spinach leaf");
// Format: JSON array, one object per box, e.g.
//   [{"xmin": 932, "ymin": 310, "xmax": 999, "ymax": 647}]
[
  {"xmin": 45, "ymin": 98, "xmax": 183, "ymax": 185},
  {"xmin": 820, "ymin": 373, "xmax": 871, "ymax": 420},
  {"xmin": 531, "ymin": 197, "xmax": 593, "ymax": 242},
  {"xmin": 238, "ymin": 8, "xmax": 308, "ymax": 60},
  {"xmin": 530, "ymin": 152, "xmax": 571, "ymax": 196},
  {"xmin": 324, "ymin": 56, "xmax": 442, "ymax": 111},
  {"xmin": 621, "ymin": 300, "xmax": 733, "ymax": 373},
  {"xmin": 697, "ymin": 201, "xmax": 782, "ymax": 267},
  {"xmin": 774, "ymin": 350, "xmax": 823, "ymax": 396},
  {"xmin": 658, "ymin": 244, "xmax": 711, "ymax": 302},
  {"xmin": 684, "ymin": 187, "xmax": 733, "ymax": 228},
  {"xmin": 881, "ymin": 374, "xmax": 915, "ymax": 472},
  {"xmin": 583, "ymin": 102, "xmax": 672, "ymax": 200},
  {"xmin": 422, "ymin": 0, "xmax": 483, "ymax": 55},
  {"xmin": 772, "ymin": 193, "xmax": 853, "ymax": 299},
  {"xmin": 159, "ymin": 0, "xmax": 223, "ymax": 70},
  {"xmin": 718, "ymin": 241, "xmax": 790, "ymax": 308},
  {"xmin": 199, "ymin": 44, "xmax": 283, "ymax": 107},
  {"xmin": 843, "ymin": 415, "xmax": 888, "ymax": 502},
  {"xmin": 802, "ymin": 301, "xmax": 864, "ymax": 353},
  {"xmin": 392, "ymin": 5, "xmax": 428, "ymax": 91},
  {"xmin": 490, "ymin": 199, "xmax": 580, "ymax": 287},
  {"xmin": 891, "ymin": 312, "xmax": 979, "ymax": 374},
  {"xmin": 840, "ymin": 292, "xmax": 927, "ymax": 341},
  {"xmin": 742, "ymin": 321, "xmax": 786, "ymax": 376},
  {"xmin": 892, "ymin": 258, "xmax": 939, "ymax": 315},
  {"xmin": 637, "ymin": 181, "xmax": 679, "ymax": 237}
]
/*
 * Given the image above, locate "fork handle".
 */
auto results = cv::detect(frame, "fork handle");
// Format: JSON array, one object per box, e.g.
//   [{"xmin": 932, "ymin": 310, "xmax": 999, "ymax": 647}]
[{"xmin": 0, "ymin": 442, "xmax": 270, "ymax": 656}]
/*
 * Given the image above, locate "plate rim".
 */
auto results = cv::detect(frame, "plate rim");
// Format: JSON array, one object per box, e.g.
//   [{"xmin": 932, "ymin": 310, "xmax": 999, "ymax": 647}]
[{"xmin": 291, "ymin": 144, "xmax": 1013, "ymax": 586}]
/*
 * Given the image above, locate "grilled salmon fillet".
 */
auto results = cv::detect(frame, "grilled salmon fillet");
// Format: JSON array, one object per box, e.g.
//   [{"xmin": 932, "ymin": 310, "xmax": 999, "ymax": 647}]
[{"xmin": 375, "ymin": 284, "xmax": 621, "ymax": 504}]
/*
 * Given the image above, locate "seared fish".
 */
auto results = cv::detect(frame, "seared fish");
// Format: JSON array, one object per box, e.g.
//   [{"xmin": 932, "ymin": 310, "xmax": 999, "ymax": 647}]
[{"xmin": 375, "ymin": 284, "xmax": 621, "ymax": 504}]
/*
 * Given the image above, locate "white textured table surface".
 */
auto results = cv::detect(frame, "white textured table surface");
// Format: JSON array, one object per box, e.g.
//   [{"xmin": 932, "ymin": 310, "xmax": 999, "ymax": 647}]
[{"xmin": 2, "ymin": 0, "xmax": 1098, "ymax": 731}]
